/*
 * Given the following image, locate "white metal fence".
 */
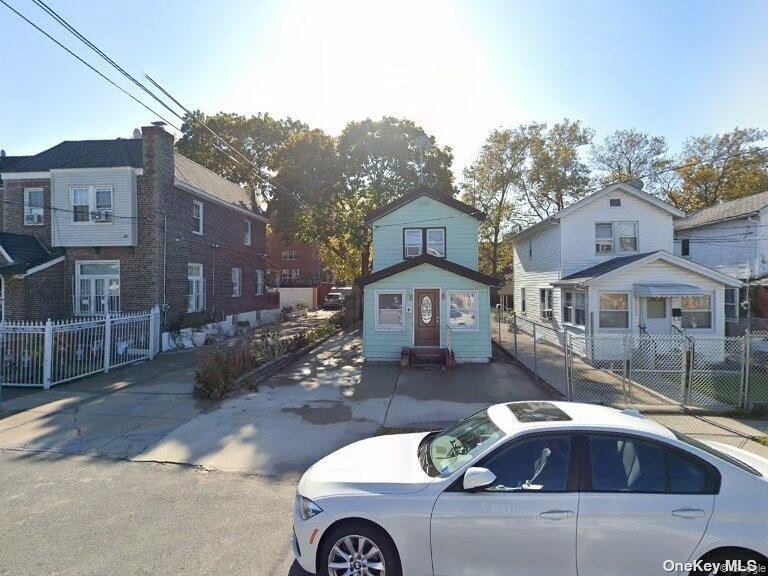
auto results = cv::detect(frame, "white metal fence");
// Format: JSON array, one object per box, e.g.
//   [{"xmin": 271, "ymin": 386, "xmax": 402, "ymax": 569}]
[
  {"xmin": 492, "ymin": 309, "xmax": 768, "ymax": 412},
  {"xmin": 0, "ymin": 306, "xmax": 161, "ymax": 388}
]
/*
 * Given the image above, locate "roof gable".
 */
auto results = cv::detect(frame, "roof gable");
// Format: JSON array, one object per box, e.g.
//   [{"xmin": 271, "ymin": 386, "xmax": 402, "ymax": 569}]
[
  {"xmin": 358, "ymin": 253, "xmax": 498, "ymax": 286},
  {"xmin": 365, "ymin": 187, "xmax": 486, "ymax": 224}
]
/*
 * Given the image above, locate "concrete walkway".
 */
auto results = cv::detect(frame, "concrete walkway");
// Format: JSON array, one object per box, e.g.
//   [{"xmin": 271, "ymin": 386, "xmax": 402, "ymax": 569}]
[{"xmin": 136, "ymin": 331, "xmax": 552, "ymax": 475}]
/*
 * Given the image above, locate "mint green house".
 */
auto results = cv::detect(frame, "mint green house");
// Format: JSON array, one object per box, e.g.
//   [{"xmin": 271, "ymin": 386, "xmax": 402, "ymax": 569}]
[{"xmin": 359, "ymin": 188, "xmax": 498, "ymax": 364}]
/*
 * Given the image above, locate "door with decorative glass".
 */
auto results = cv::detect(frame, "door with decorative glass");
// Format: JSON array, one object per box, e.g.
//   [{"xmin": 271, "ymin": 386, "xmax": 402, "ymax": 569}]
[{"xmin": 414, "ymin": 288, "xmax": 440, "ymax": 346}]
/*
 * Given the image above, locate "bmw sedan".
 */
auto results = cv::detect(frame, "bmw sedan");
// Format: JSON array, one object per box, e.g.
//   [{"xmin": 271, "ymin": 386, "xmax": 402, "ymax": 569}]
[{"xmin": 293, "ymin": 401, "xmax": 768, "ymax": 576}]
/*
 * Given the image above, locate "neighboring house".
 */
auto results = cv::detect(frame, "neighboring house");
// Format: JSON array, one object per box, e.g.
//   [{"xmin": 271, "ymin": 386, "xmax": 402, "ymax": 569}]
[
  {"xmin": 674, "ymin": 191, "xmax": 768, "ymax": 328},
  {"xmin": 359, "ymin": 187, "xmax": 498, "ymax": 363},
  {"xmin": 510, "ymin": 182, "xmax": 742, "ymax": 341},
  {"xmin": 266, "ymin": 227, "xmax": 333, "ymax": 309},
  {"xmin": 0, "ymin": 124, "xmax": 278, "ymax": 329}
]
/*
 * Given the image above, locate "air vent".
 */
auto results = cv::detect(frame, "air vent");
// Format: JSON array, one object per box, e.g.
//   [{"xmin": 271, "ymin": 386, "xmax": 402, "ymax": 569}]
[{"xmin": 609, "ymin": 198, "xmax": 621, "ymax": 207}]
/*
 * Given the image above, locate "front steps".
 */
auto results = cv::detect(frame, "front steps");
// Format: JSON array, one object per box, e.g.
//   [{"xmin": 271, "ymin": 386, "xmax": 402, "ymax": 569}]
[{"xmin": 400, "ymin": 347, "xmax": 455, "ymax": 369}]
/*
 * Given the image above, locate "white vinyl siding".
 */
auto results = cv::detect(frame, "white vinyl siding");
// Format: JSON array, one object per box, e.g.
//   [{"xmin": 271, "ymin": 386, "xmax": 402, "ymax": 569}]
[
  {"xmin": 512, "ymin": 224, "xmax": 561, "ymax": 323},
  {"xmin": 51, "ymin": 167, "xmax": 137, "ymax": 247}
]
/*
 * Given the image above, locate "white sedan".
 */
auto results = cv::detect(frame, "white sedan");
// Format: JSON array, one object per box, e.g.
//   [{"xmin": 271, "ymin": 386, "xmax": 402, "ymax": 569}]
[{"xmin": 293, "ymin": 401, "xmax": 768, "ymax": 576}]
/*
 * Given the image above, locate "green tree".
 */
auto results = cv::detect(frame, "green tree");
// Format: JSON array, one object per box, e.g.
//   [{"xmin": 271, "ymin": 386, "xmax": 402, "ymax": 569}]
[
  {"xmin": 591, "ymin": 129, "xmax": 671, "ymax": 191},
  {"xmin": 668, "ymin": 127, "xmax": 768, "ymax": 210},
  {"xmin": 176, "ymin": 110, "xmax": 306, "ymax": 206}
]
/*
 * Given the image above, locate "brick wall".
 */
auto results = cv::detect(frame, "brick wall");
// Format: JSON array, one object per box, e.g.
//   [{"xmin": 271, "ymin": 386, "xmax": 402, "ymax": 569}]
[
  {"xmin": 267, "ymin": 229, "xmax": 326, "ymax": 283},
  {"xmin": 1, "ymin": 178, "xmax": 53, "ymax": 244}
]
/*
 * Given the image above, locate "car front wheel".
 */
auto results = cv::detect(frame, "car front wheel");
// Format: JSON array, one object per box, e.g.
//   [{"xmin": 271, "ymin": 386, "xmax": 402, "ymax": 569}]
[{"xmin": 320, "ymin": 522, "xmax": 401, "ymax": 576}]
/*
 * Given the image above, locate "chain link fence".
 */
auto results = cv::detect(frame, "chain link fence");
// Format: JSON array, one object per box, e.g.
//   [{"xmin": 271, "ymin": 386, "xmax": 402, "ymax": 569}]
[{"xmin": 492, "ymin": 309, "xmax": 768, "ymax": 412}]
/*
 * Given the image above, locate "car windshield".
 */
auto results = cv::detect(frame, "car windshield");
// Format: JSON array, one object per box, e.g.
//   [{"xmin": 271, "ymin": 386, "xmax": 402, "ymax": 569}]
[
  {"xmin": 673, "ymin": 431, "xmax": 762, "ymax": 477},
  {"xmin": 327, "ymin": 294, "xmax": 341, "ymax": 299},
  {"xmin": 419, "ymin": 410, "xmax": 505, "ymax": 477}
]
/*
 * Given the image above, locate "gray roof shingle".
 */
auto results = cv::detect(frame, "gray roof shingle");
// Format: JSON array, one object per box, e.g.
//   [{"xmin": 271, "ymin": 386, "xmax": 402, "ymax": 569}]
[
  {"xmin": 174, "ymin": 152, "xmax": 258, "ymax": 213},
  {"xmin": 556, "ymin": 252, "xmax": 655, "ymax": 285},
  {"xmin": 3, "ymin": 139, "xmax": 143, "ymax": 172},
  {"xmin": 0, "ymin": 232, "xmax": 63, "ymax": 274},
  {"xmin": 675, "ymin": 191, "xmax": 768, "ymax": 230}
]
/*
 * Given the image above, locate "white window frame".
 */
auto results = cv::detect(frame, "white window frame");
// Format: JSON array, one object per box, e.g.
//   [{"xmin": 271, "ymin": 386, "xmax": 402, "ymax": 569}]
[
  {"xmin": 193, "ymin": 200, "xmax": 204, "ymax": 235},
  {"xmin": 725, "ymin": 288, "xmax": 738, "ymax": 321},
  {"xmin": 598, "ymin": 291, "xmax": 630, "ymax": 330},
  {"xmin": 426, "ymin": 228, "xmax": 446, "ymax": 257},
  {"xmin": 74, "ymin": 260, "xmax": 120, "ymax": 315},
  {"xmin": 244, "ymin": 220, "xmax": 252, "ymax": 246},
  {"xmin": 539, "ymin": 288, "xmax": 553, "ymax": 320},
  {"xmin": 69, "ymin": 185, "xmax": 113, "ymax": 224},
  {"xmin": 447, "ymin": 289, "xmax": 479, "ymax": 331},
  {"xmin": 563, "ymin": 290, "xmax": 587, "ymax": 327},
  {"xmin": 187, "ymin": 263, "xmax": 205, "ymax": 312},
  {"xmin": 231, "ymin": 267, "xmax": 242, "ymax": 297},
  {"xmin": 374, "ymin": 290, "xmax": 405, "ymax": 331},
  {"xmin": 404, "ymin": 228, "xmax": 423, "ymax": 258},
  {"xmin": 681, "ymin": 294, "xmax": 712, "ymax": 329},
  {"xmin": 255, "ymin": 269, "xmax": 264, "ymax": 296},
  {"xmin": 595, "ymin": 222, "xmax": 614, "ymax": 254},
  {"xmin": 24, "ymin": 187, "xmax": 45, "ymax": 225},
  {"xmin": 282, "ymin": 250, "xmax": 299, "ymax": 261},
  {"xmin": 617, "ymin": 221, "xmax": 638, "ymax": 253}
]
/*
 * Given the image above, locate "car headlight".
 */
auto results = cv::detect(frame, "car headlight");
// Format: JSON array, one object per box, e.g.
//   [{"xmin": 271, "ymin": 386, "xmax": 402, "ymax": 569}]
[{"xmin": 296, "ymin": 495, "xmax": 323, "ymax": 521}]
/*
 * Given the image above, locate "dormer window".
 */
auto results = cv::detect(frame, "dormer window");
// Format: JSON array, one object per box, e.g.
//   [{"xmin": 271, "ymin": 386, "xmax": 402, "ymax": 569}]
[{"xmin": 403, "ymin": 227, "xmax": 446, "ymax": 258}]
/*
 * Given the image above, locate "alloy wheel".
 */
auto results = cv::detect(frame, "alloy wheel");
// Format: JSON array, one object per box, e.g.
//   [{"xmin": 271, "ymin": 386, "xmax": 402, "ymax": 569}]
[{"xmin": 327, "ymin": 534, "xmax": 386, "ymax": 576}]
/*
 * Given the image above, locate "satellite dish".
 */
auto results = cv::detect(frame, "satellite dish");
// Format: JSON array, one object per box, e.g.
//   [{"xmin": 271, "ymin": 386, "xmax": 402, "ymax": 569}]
[{"xmin": 132, "ymin": 128, "xmax": 142, "ymax": 139}]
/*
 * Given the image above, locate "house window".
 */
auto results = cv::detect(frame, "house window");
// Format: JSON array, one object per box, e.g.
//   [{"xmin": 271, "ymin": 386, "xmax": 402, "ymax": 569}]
[
  {"xmin": 563, "ymin": 291, "xmax": 586, "ymax": 326},
  {"xmin": 243, "ymin": 220, "xmax": 252, "ymax": 246},
  {"xmin": 618, "ymin": 222, "xmax": 638, "ymax": 252},
  {"xmin": 75, "ymin": 261, "xmax": 120, "ymax": 315},
  {"xmin": 520, "ymin": 287, "xmax": 526, "ymax": 314},
  {"xmin": 681, "ymin": 295, "xmax": 712, "ymax": 329},
  {"xmin": 595, "ymin": 223, "xmax": 614, "ymax": 253},
  {"xmin": 681, "ymin": 238, "xmax": 690, "ymax": 257},
  {"xmin": 24, "ymin": 188, "xmax": 44, "ymax": 225},
  {"xmin": 70, "ymin": 186, "xmax": 113, "ymax": 223},
  {"xmin": 282, "ymin": 250, "xmax": 299, "ymax": 261},
  {"xmin": 255, "ymin": 270, "xmax": 264, "ymax": 295},
  {"xmin": 404, "ymin": 229, "xmax": 423, "ymax": 257},
  {"xmin": 599, "ymin": 293, "xmax": 629, "ymax": 329},
  {"xmin": 187, "ymin": 264, "xmax": 205, "ymax": 312},
  {"xmin": 426, "ymin": 228, "xmax": 446, "ymax": 257},
  {"xmin": 725, "ymin": 288, "xmax": 738, "ymax": 321},
  {"xmin": 375, "ymin": 291, "xmax": 404, "ymax": 331},
  {"xmin": 193, "ymin": 200, "xmax": 203, "ymax": 234},
  {"xmin": 281, "ymin": 268, "xmax": 300, "ymax": 281},
  {"xmin": 448, "ymin": 290, "xmax": 478, "ymax": 330},
  {"xmin": 231, "ymin": 267, "xmax": 242, "ymax": 297},
  {"xmin": 539, "ymin": 288, "xmax": 553, "ymax": 319}
]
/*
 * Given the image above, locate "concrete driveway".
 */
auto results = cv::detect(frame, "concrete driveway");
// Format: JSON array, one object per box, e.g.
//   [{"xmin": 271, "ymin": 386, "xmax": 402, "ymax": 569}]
[{"xmin": 136, "ymin": 330, "xmax": 552, "ymax": 475}]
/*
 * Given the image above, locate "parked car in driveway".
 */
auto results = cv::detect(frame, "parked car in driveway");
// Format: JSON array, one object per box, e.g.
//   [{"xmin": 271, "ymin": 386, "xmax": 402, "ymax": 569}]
[
  {"xmin": 323, "ymin": 292, "xmax": 344, "ymax": 310},
  {"xmin": 293, "ymin": 401, "xmax": 768, "ymax": 576}
]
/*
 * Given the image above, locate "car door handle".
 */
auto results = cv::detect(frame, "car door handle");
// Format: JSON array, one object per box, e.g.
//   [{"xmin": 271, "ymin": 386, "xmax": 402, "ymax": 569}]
[
  {"xmin": 671, "ymin": 508, "xmax": 707, "ymax": 519},
  {"xmin": 539, "ymin": 509, "xmax": 574, "ymax": 521}
]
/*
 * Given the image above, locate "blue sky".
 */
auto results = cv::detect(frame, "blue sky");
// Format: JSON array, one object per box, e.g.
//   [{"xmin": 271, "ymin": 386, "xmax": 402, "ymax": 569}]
[{"xmin": 1, "ymin": 0, "xmax": 767, "ymax": 177}]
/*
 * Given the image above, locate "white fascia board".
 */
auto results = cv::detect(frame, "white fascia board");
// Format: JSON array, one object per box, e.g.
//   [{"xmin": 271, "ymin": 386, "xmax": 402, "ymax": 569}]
[
  {"xmin": 13, "ymin": 255, "xmax": 66, "ymax": 278},
  {"xmin": 51, "ymin": 166, "xmax": 143, "ymax": 175},
  {"xmin": 0, "ymin": 244, "xmax": 13, "ymax": 263},
  {"xmin": 0, "ymin": 171, "xmax": 51, "ymax": 181},
  {"xmin": 555, "ymin": 183, "xmax": 686, "ymax": 220},
  {"xmin": 174, "ymin": 179, "xmax": 269, "ymax": 223}
]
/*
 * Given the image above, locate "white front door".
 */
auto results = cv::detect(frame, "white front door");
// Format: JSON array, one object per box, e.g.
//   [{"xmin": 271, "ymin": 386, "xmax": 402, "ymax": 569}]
[
  {"xmin": 431, "ymin": 434, "xmax": 578, "ymax": 576},
  {"xmin": 641, "ymin": 297, "xmax": 670, "ymax": 334}
]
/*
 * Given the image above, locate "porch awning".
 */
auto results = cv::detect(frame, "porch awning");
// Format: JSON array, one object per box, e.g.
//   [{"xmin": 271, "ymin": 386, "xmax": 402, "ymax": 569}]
[{"xmin": 632, "ymin": 283, "xmax": 704, "ymax": 297}]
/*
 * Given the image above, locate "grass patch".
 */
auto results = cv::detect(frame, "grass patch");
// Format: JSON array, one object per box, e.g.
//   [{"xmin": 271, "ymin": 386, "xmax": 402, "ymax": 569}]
[{"xmin": 753, "ymin": 436, "xmax": 768, "ymax": 448}]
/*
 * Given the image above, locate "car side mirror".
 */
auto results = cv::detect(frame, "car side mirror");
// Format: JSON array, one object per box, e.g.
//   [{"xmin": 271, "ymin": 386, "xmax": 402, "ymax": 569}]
[{"xmin": 463, "ymin": 467, "xmax": 497, "ymax": 491}]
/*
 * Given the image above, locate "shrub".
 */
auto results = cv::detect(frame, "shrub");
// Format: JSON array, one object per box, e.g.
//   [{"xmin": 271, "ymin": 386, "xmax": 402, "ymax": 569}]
[
  {"xmin": 194, "ymin": 346, "xmax": 259, "ymax": 400},
  {"xmin": 328, "ymin": 310, "xmax": 345, "ymax": 328},
  {"xmin": 281, "ymin": 304, "xmax": 295, "ymax": 314},
  {"xmin": 295, "ymin": 300, "xmax": 308, "ymax": 311}
]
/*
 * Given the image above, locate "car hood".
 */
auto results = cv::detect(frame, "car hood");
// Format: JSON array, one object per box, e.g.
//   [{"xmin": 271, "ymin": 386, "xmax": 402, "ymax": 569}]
[
  {"xmin": 299, "ymin": 433, "xmax": 435, "ymax": 499},
  {"xmin": 704, "ymin": 441, "xmax": 768, "ymax": 477}
]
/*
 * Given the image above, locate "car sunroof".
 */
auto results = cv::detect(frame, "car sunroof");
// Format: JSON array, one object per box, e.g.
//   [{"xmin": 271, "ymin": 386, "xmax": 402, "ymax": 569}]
[{"xmin": 507, "ymin": 402, "xmax": 572, "ymax": 422}]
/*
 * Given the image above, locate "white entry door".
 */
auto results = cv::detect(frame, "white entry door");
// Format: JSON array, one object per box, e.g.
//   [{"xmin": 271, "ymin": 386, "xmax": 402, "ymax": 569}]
[{"xmin": 641, "ymin": 297, "xmax": 669, "ymax": 335}]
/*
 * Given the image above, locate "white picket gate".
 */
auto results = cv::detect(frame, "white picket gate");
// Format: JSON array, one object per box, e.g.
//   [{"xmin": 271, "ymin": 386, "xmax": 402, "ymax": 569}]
[{"xmin": 0, "ymin": 306, "xmax": 161, "ymax": 388}]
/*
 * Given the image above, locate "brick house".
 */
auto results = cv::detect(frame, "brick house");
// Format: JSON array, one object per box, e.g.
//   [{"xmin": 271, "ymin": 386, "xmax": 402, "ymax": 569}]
[
  {"xmin": 267, "ymin": 226, "xmax": 333, "ymax": 309},
  {"xmin": 0, "ymin": 124, "xmax": 279, "ymax": 329}
]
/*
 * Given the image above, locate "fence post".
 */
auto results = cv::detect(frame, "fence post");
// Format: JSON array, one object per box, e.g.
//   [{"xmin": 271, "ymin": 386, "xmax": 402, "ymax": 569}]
[
  {"xmin": 682, "ymin": 341, "xmax": 692, "ymax": 407},
  {"xmin": 564, "ymin": 331, "xmax": 571, "ymax": 400},
  {"xmin": 104, "ymin": 313, "xmax": 112, "ymax": 373},
  {"xmin": 742, "ymin": 334, "xmax": 751, "ymax": 412},
  {"xmin": 532, "ymin": 324, "xmax": 539, "ymax": 385},
  {"xmin": 43, "ymin": 319, "xmax": 53, "ymax": 389}
]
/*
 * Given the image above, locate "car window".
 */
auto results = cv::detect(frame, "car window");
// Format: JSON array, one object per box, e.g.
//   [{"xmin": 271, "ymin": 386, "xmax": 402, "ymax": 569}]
[
  {"xmin": 482, "ymin": 436, "xmax": 572, "ymax": 492},
  {"xmin": 590, "ymin": 436, "xmax": 665, "ymax": 493},
  {"xmin": 667, "ymin": 450, "xmax": 715, "ymax": 494}
]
